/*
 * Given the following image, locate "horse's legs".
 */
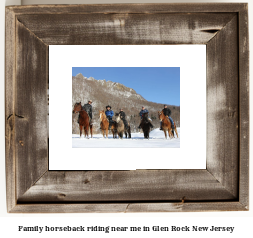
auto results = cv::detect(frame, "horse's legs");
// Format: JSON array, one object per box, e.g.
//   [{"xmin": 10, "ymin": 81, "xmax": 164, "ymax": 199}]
[
  {"xmin": 119, "ymin": 131, "xmax": 123, "ymax": 139},
  {"xmin": 84, "ymin": 127, "xmax": 87, "ymax": 138},
  {"xmin": 163, "ymin": 130, "xmax": 167, "ymax": 139},
  {"xmin": 106, "ymin": 128, "xmax": 108, "ymax": 138},
  {"xmin": 79, "ymin": 125, "xmax": 83, "ymax": 138},
  {"xmin": 145, "ymin": 131, "xmax": 149, "ymax": 139},
  {"xmin": 90, "ymin": 125, "xmax": 93, "ymax": 138},
  {"xmin": 168, "ymin": 129, "xmax": 172, "ymax": 139},
  {"xmin": 86, "ymin": 128, "xmax": 89, "ymax": 139},
  {"xmin": 174, "ymin": 127, "xmax": 178, "ymax": 138}
]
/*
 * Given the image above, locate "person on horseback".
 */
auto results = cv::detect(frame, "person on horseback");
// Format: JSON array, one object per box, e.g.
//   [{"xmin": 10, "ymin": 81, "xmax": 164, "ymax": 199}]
[
  {"xmin": 138, "ymin": 106, "xmax": 154, "ymax": 129},
  {"xmin": 78, "ymin": 100, "xmax": 93, "ymax": 125},
  {"xmin": 105, "ymin": 105, "xmax": 114, "ymax": 130},
  {"xmin": 119, "ymin": 108, "xmax": 128, "ymax": 130},
  {"xmin": 83, "ymin": 100, "xmax": 93, "ymax": 125},
  {"xmin": 161, "ymin": 105, "xmax": 174, "ymax": 134}
]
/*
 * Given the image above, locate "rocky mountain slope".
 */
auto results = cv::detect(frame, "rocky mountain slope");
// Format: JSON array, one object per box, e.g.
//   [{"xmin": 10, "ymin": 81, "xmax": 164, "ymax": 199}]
[{"xmin": 72, "ymin": 73, "xmax": 180, "ymax": 134}]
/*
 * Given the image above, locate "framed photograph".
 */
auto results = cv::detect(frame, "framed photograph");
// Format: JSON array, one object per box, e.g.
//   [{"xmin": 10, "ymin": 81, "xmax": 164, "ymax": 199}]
[
  {"xmin": 5, "ymin": 4, "xmax": 249, "ymax": 212},
  {"xmin": 49, "ymin": 45, "xmax": 206, "ymax": 170}
]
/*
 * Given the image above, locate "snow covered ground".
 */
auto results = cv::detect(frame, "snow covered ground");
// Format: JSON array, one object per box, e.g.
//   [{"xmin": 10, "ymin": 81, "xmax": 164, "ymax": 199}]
[{"xmin": 72, "ymin": 128, "xmax": 180, "ymax": 148}]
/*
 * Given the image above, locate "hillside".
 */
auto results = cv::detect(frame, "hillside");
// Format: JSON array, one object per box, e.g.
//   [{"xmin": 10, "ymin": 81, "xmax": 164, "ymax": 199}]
[{"xmin": 72, "ymin": 73, "xmax": 180, "ymax": 134}]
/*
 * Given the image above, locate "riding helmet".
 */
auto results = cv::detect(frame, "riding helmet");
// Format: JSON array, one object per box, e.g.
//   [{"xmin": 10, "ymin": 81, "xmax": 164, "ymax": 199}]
[{"xmin": 106, "ymin": 105, "xmax": 111, "ymax": 109}]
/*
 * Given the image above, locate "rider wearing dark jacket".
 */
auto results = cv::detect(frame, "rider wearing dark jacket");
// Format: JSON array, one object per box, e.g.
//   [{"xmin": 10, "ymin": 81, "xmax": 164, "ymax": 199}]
[
  {"xmin": 78, "ymin": 100, "xmax": 93, "ymax": 125},
  {"xmin": 119, "ymin": 108, "xmax": 128, "ymax": 130},
  {"xmin": 83, "ymin": 102, "xmax": 92, "ymax": 119},
  {"xmin": 160, "ymin": 105, "xmax": 174, "ymax": 132},
  {"xmin": 162, "ymin": 107, "xmax": 171, "ymax": 117}
]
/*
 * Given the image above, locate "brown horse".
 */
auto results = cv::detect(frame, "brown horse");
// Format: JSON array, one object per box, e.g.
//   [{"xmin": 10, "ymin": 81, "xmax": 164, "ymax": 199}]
[
  {"xmin": 158, "ymin": 111, "xmax": 178, "ymax": 139},
  {"xmin": 99, "ymin": 110, "xmax": 109, "ymax": 138},
  {"xmin": 140, "ymin": 112, "xmax": 151, "ymax": 139},
  {"xmin": 73, "ymin": 102, "xmax": 92, "ymax": 139}
]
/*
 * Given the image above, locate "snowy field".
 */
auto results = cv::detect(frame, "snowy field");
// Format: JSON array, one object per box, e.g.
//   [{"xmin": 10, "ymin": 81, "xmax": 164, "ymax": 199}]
[{"xmin": 72, "ymin": 128, "xmax": 180, "ymax": 148}]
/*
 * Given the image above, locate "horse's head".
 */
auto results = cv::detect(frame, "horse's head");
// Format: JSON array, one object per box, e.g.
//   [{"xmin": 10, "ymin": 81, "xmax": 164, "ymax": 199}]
[
  {"xmin": 115, "ymin": 113, "xmax": 121, "ymax": 123},
  {"xmin": 73, "ymin": 102, "xmax": 82, "ymax": 113},
  {"xmin": 143, "ymin": 112, "xmax": 149, "ymax": 118},
  {"xmin": 141, "ymin": 112, "xmax": 149, "ymax": 123},
  {"xmin": 99, "ymin": 110, "xmax": 105, "ymax": 120},
  {"xmin": 158, "ymin": 111, "xmax": 164, "ymax": 121}
]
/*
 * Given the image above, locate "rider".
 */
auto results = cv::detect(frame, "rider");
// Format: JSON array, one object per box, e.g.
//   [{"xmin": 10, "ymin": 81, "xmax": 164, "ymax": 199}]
[
  {"xmin": 78, "ymin": 99, "xmax": 93, "ymax": 125},
  {"xmin": 119, "ymin": 108, "xmax": 128, "ymax": 130},
  {"xmin": 138, "ymin": 106, "xmax": 154, "ymax": 129},
  {"xmin": 105, "ymin": 105, "xmax": 114, "ymax": 130},
  {"xmin": 161, "ymin": 105, "xmax": 174, "ymax": 134}
]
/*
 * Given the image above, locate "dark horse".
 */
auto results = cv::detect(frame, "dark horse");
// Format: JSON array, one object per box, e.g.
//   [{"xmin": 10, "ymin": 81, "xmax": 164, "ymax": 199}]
[
  {"xmin": 140, "ymin": 112, "xmax": 151, "ymax": 139},
  {"xmin": 73, "ymin": 102, "xmax": 92, "ymax": 139}
]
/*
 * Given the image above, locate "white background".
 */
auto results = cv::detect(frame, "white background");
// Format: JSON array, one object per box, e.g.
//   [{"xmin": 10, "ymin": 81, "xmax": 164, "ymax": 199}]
[
  {"xmin": 49, "ymin": 45, "xmax": 206, "ymax": 170},
  {"xmin": 0, "ymin": 0, "xmax": 252, "ymax": 237}
]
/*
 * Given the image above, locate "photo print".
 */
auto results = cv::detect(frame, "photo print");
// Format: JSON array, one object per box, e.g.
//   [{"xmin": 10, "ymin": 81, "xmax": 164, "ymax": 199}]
[{"xmin": 72, "ymin": 67, "xmax": 180, "ymax": 148}]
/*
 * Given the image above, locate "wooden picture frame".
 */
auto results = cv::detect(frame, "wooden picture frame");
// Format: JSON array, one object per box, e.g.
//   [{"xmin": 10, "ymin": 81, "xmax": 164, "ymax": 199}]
[{"xmin": 5, "ymin": 3, "xmax": 249, "ymax": 213}]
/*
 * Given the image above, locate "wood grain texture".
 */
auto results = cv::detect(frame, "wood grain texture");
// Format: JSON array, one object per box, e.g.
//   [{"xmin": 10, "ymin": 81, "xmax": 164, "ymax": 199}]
[
  {"xmin": 5, "ymin": 3, "xmax": 249, "ymax": 213},
  {"xmin": 206, "ymin": 16, "xmax": 239, "ymax": 198},
  {"xmin": 5, "ymin": 7, "xmax": 16, "ymax": 212},
  {"xmin": 18, "ymin": 170, "xmax": 236, "ymax": 203},
  {"xmin": 238, "ymin": 4, "xmax": 249, "ymax": 209},
  {"xmin": 15, "ymin": 20, "xmax": 48, "ymax": 200},
  {"xmin": 7, "ymin": 3, "xmax": 246, "ymax": 15},
  {"xmin": 10, "ymin": 202, "xmax": 247, "ymax": 213},
  {"xmin": 16, "ymin": 13, "xmax": 235, "ymax": 45}
]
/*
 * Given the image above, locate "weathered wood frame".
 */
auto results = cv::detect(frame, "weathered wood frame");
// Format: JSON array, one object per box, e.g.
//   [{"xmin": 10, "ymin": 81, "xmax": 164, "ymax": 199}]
[{"xmin": 5, "ymin": 4, "xmax": 249, "ymax": 213}]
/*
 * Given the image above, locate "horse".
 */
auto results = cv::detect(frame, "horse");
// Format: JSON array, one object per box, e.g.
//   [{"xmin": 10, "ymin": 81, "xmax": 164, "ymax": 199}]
[
  {"xmin": 73, "ymin": 102, "xmax": 92, "ymax": 139},
  {"xmin": 125, "ymin": 122, "xmax": 131, "ymax": 138},
  {"xmin": 115, "ymin": 113, "xmax": 131, "ymax": 139},
  {"xmin": 139, "ymin": 112, "xmax": 151, "ymax": 139},
  {"xmin": 110, "ymin": 121, "xmax": 118, "ymax": 138},
  {"xmin": 99, "ymin": 110, "xmax": 118, "ymax": 138},
  {"xmin": 114, "ymin": 113, "xmax": 125, "ymax": 139},
  {"xmin": 99, "ymin": 110, "xmax": 109, "ymax": 138},
  {"xmin": 158, "ymin": 111, "xmax": 178, "ymax": 139}
]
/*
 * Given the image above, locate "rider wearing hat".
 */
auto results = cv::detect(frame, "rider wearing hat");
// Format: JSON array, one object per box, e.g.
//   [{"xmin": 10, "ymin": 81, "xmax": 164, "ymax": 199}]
[
  {"xmin": 119, "ymin": 108, "xmax": 128, "ymax": 130},
  {"xmin": 78, "ymin": 99, "xmax": 93, "ymax": 125},
  {"xmin": 105, "ymin": 105, "xmax": 114, "ymax": 129}
]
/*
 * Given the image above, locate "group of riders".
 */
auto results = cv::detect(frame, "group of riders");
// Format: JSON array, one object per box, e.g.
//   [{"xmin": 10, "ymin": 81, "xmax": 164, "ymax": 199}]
[{"xmin": 78, "ymin": 99, "xmax": 175, "ymax": 134}]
